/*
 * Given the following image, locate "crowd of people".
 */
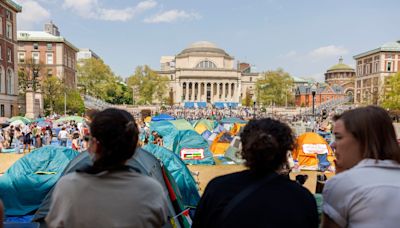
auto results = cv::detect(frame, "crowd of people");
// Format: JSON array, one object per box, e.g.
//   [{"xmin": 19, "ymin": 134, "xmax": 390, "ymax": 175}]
[{"xmin": 1, "ymin": 105, "xmax": 400, "ymax": 227}]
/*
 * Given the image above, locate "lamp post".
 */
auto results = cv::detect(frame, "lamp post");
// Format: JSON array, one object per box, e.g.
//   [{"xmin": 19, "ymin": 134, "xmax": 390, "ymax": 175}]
[
  {"xmin": 310, "ymin": 84, "xmax": 317, "ymax": 131},
  {"xmin": 229, "ymin": 98, "xmax": 232, "ymax": 117}
]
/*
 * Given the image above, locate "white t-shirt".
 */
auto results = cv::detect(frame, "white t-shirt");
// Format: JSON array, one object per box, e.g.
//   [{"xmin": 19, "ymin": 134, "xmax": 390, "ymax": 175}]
[
  {"xmin": 46, "ymin": 170, "xmax": 168, "ymax": 228},
  {"xmin": 323, "ymin": 159, "xmax": 400, "ymax": 228},
  {"xmin": 58, "ymin": 130, "xmax": 68, "ymax": 139}
]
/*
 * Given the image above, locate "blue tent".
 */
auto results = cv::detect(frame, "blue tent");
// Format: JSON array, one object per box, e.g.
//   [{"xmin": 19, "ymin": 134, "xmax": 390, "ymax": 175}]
[
  {"xmin": 150, "ymin": 120, "xmax": 215, "ymax": 165},
  {"xmin": 151, "ymin": 113, "xmax": 176, "ymax": 121},
  {"xmin": 220, "ymin": 117, "xmax": 247, "ymax": 124},
  {"xmin": 0, "ymin": 146, "xmax": 79, "ymax": 216},
  {"xmin": 143, "ymin": 143, "xmax": 200, "ymax": 207}
]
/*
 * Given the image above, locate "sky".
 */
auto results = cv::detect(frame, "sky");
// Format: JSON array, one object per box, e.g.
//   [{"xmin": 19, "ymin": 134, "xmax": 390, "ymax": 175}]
[{"xmin": 14, "ymin": 0, "xmax": 400, "ymax": 81}]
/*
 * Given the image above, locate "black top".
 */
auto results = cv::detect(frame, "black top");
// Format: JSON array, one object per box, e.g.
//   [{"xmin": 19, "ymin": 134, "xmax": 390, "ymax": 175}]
[{"xmin": 192, "ymin": 170, "xmax": 318, "ymax": 228}]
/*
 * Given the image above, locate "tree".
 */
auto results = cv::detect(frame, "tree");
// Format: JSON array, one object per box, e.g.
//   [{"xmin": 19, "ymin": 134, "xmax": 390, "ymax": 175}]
[
  {"xmin": 77, "ymin": 58, "xmax": 117, "ymax": 100},
  {"xmin": 242, "ymin": 90, "xmax": 252, "ymax": 107},
  {"xmin": 256, "ymin": 68, "xmax": 294, "ymax": 106},
  {"xmin": 126, "ymin": 65, "xmax": 168, "ymax": 105},
  {"xmin": 54, "ymin": 89, "xmax": 85, "ymax": 115},
  {"xmin": 42, "ymin": 76, "xmax": 64, "ymax": 114},
  {"xmin": 382, "ymin": 72, "xmax": 400, "ymax": 110},
  {"xmin": 18, "ymin": 58, "xmax": 45, "ymax": 94}
]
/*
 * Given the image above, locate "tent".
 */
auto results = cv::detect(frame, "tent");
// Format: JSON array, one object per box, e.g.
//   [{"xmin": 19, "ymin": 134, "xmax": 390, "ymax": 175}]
[
  {"xmin": 210, "ymin": 131, "xmax": 234, "ymax": 155},
  {"xmin": 0, "ymin": 146, "xmax": 79, "ymax": 216},
  {"xmin": 230, "ymin": 123, "xmax": 246, "ymax": 136},
  {"xmin": 9, "ymin": 120, "xmax": 26, "ymax": 127},
  {"xmin": 143, "ymin": 143, "xmax": 200, "ymax": 208},
  {"xmin": 152, "ymin": 113, "xmax": 176, "ymax": 121},
  {"xmin": 193, "ymin": 119, "xmax": 215, "ymax": 135},
  {"xmin": 9, "ymin": 116, "xmax": 32, "ymax": 125},
  {"xmin": 220, "ymin": 117, "xmax": 247, "ymax": 124},
  {"xmin": 54, "ymin": 116, "xmax": 84, "ymax": 123},
  {"xmin": 144, "ymin": 116, "xmax": 152, "ymax": 123},
  {"xmin": 150, "ymin": 120, "xmax": 215, "ymax": 165},
  {"xmin": 33, "ymin": 148, "xmax": 192, "ymax": 228},
  {"xmin": 292, "ymin": 132, "xmax": 335, "ymax": 170}
]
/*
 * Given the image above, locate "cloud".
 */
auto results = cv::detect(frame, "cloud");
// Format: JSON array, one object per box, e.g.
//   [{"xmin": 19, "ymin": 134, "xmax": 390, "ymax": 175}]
[
  {"xmin": 16, "ymin": 0, "xmax": 51, "ymax": 30},
  {"xmin": 144, "ymin": 10, "xmax": 201, "ymax": 23},
  {"xmin": 280, "ymin": 50, "xmax": 297, "ymax": 58},
  {"xmin": 309, "ymin": 45, "xmax": 349, "ymax": 58},
  {"xmin": 62, "ymin": 0, "xmax": 157, "ymax": 21}
]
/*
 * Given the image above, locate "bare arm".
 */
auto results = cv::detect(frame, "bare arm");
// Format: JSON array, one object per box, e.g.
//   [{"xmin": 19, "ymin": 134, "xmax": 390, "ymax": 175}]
[{"xmin": 322, "ymin": 213, "xmax": 342, "ymax": 228}]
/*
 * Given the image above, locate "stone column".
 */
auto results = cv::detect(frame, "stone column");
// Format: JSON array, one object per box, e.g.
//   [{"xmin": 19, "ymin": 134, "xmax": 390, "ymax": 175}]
[
  {"xmin": 191, "ymin": 82, "xmax": 195, "ymax": 101},
  {"xmin": 25, "ymin": 86, "xmax": 35, "ymax": 119},
  {"xmin": 185, "ymin": 82, "xmax": 189, "ymax": 102},
  {"xmin": 222, "ymin": 82, "xmax": 226, "ymax": 100}
]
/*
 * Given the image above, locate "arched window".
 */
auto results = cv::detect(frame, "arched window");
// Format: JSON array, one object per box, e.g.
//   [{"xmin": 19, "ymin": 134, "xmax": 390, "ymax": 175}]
[
  {"xmin": 195, "ymin": 60, "xmax": 217, "ymax": 69},
  {"xmin": 7, "ymin": 68, "xmax": 13, "ymax": 95},
  {"xmin": 0, "ymin": 66, "xmax": 3, "ymax": 93}
]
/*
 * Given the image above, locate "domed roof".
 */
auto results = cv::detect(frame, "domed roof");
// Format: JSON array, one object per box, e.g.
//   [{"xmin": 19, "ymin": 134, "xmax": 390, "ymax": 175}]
[
  {"xmin": 327, "ymin": 57, "xmax": 354, "ymax": 72},
  {"xmin": 177, "ymin": 41, "xmax": 232, "ymax": 59}
]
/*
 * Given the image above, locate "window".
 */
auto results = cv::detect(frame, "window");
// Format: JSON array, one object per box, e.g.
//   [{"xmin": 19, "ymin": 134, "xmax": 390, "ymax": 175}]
[
  {"xmin": 6, "ymin": 10, "xmax": 11, "ymax": 20},
  {"xmin": 250, "ymin": 77, "xmax": 252, "ymax": 82},
  {"xmin": 46, "ymin": 53, "xmax": 53, "ymax": 64},
  {"xmin": 7, "ymin": 48, "xmax": 11, "ymax": 63},
  {"xmin": 7, "ymin": 69, "xmax": 13, "ymax": 95},
  {"xmin": 6, "ymin": 22, "xmax": 12, "ymax": 39},
  {"xmin": 47, "ymin": 68, "xmax": 53, "ymax": 77},
  {"xmin": 195, "ymin": 60, "xmax": 217, "ymax": 69},
  {"xmin": 0, "ymin": 45, "xmax": 2, "ymax": 60},
  {"xmin": 387, "ymin": 62, "xmax": 392, "ymax": 71},
  {"xmin": 47, "ymin": 43, "xmax": 52, "ymax": 50},
  {"xmin": 10, "ymin": 105, "xmax": 13, "ymax": 116},
  {"xmin": 18, "ymin": 52, "xmax": 25, "ymax": 63},
  {"xmin": 170, "ymin": 75, "xmax": 173, "ymax": 80},
  {"xmin": 32, "ymin": 52, "xmax": 39, "ymax": 64},
  {"xmin": 0, "ymin": 105, "xmax": 4, "ymax": 117},
  {"xmin": 33, "ymin": 43, "xmax": 39, "ymax": 50},
  {"xmin": 0, "ymin": 17, "xmax": 3, "ymax": 35}
]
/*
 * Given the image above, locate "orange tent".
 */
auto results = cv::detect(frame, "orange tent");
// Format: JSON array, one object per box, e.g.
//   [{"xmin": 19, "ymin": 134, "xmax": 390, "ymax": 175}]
[
  {"xmin": 292, "ymin": 132, "xmax": 335, "ymax": 168},
  {"xmin": 230, "ymin": 123, "xmax": 246, "ymax": 136},
  {"xmin": 210, "ymin": 131, "xmax": 233, "ymax": 155}
]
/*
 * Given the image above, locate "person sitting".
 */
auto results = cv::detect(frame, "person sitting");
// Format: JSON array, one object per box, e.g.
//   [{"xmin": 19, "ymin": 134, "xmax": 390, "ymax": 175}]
[
  {"xmin": 45, "ymin": 108, "xmax": 169, "ymax": 228},
  {"xmin": 192, "ymin": 118, "xmax": 318, "ymax": 228},
  {"xmin": 322, "ymin": 106, "xmax": 400, "ymax": 228}
]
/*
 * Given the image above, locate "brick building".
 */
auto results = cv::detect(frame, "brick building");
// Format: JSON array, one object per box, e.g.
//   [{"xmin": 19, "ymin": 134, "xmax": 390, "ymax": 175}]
[
  {"xmin": 295, "ymin": 83, "xmax": 344, "ymax": 107},
  {"xmin": 0, "ymin": 0, "xmax": 21, "ymax": 117},
  {"xmin": 353, "ymin": 40, "xmax": 400, "ymax": 105},
  {"xmin": 17, "ymin": 22, "xmax": 78, "ymax": 88},
  {"xmin": 324, "ymin": 57, "xmax": 355, "ymax": 102}
]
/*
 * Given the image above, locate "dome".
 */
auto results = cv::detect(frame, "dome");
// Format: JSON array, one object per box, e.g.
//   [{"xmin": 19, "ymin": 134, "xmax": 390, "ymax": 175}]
[
  {"xmin": 327, "ymin": 57, "xmax": 354, "ymax": 72},
  {"xmin": 177, "ymin": 41, "xmax": 232, "ymax": 59}
]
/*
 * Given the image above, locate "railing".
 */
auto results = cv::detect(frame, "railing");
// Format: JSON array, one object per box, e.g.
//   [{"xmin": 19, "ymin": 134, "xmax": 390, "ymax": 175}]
[{"xmin": 304, "ymin": 96, "xmax": 352, "ymax": 115}]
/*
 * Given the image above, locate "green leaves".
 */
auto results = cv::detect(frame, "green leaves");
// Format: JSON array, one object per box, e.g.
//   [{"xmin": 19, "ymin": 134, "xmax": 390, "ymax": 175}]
[
  {"xmin": 126, "ymin": 65, "xmax": 169, "ymax": 105},
  {"xmin": 256, "ymin": 68, "xmax": 294, "ymax": 106},
  {"xmin": 382, "ymin": 72, "xmax": 400, "ymax": 110}
]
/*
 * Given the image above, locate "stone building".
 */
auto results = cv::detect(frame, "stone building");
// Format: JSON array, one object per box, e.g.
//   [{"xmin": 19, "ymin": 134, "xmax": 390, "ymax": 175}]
[
  {"xmin": 324, "ymin": 57, "xmax": 355, "ymax": 102},
  {"xmin": 0, "ymin": 0, "xmax": 21, "ymax": 117},
  {"xmin": 157, "ymin": 41, "xmax": 262, "ymax": 108},
  {"xmin": 353, "ymin": 40, "xmax": 400, "ymax": 105},
  {"xmin": 17, "ymin": 22, "xmax": 79, "ymax": 88}
]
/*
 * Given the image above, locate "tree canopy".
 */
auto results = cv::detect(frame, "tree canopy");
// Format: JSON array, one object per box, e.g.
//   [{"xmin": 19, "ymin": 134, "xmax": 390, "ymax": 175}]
[
  {"xmin": 382, "ymin": 72, "xmax": 400, "ymax": 110},
  {"xmin": 255, "ymin": 68, "xmax": 294, "ymax": 106},
  {"xmin": 126, "ymin": 65, "xmax": 169, "ymax": 105}
]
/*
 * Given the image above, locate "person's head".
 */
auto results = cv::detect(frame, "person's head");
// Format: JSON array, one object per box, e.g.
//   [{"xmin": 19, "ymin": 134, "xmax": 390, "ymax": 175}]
[
  {"xmin": 61, "ymin": 127, "xmax": 66, "ymax": 130},
  {"xmin": 240, "ymin": 118, "xmax": 295, "ymax": 174},
  {"xmin": 332, "ymin": 106, "xmax": 400, "ymax": 172},
  {"xmin": 152, "ymin": 131, "xmax": 158, "ymax": 137},
  {"xmin": 88, "ymin": 108, "xmax": 139, "ymax": 172},
  {"xmin": 73, "ymin": 132, "xmax": 80, "ymax": 139}
]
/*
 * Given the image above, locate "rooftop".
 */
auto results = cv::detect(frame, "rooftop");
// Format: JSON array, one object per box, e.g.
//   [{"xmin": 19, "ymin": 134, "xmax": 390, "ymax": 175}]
[
  {"xmin": 17, "ymin": 31, "xmax": 79, "ymax": 51},
  {"xmin": 5, "ymin": 0, "xmax": 22, "ymax": 12},
  {"xmin": 354, "ymin": 40, "xmax": 400, "ymax": 59},
  {"xmin": 177, "ymin": 41, "xmax": 233, "ymax": 59},
  {"xmin": 327, "ymin": 57, "xmax": 354, "ymax": 72}
]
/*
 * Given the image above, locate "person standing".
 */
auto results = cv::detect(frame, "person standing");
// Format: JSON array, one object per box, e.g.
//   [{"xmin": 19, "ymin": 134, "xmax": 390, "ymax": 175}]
[
  {"xmin": 322, "ymin": 106, "xmax": 400, "ymax": 228},
  {"xmin": 57, "ymin": 127, "xmax": 69, "ymax": 147},
  {"xmin": 46, "ymin": 108, "xmax": 169, "ymax": 228}
]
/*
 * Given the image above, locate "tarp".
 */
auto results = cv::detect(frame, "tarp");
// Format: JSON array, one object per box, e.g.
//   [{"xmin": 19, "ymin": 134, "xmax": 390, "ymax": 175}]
[
  {"xmin": 0, "ymin": 146, "xmax": 79, "ymax": 216},
  {"xmin": 9, "ymin": 116, "xmax": 32, "ymax": 124},
  {"xmin": 33, "ymin": 149, "xmax": 191, "ymax": 228},
  {"xmin": 150, "ymin": 120, "xmax": 214, "ymax": 165},
  {"xmin": 152, "ymin": 113, "xmax": 176, "ymax": 121},
  {"xmin": 193, "ymin": 119, "xmax": 215, "ymax": 135},
  {"xmin": 292, "ymin": 132, "xmax": 335, "ymax": 169},
  {"xmin": 220, "ymin": 117, "xmax": 247, "ymax": 124},
  {"xmin": 210, "ymin": 131, "xmax": 234, "ymax": 155},
  {"xmin": 143, "ymin": 143, "xmax": 200, "ymax": 207},
  {"xmin": 54, "ymin": 116, "xmax": 84, "ymax": 123}
]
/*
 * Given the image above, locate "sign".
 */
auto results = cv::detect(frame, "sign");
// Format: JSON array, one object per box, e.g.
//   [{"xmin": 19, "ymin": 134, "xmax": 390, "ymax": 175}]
[
  {"xmin": 180, "ymin": 148, "xmax": 204, "ymax": 160},
  {"xmin": 302, "ymin": 144, "xmax": 328, "ymax": 155}
]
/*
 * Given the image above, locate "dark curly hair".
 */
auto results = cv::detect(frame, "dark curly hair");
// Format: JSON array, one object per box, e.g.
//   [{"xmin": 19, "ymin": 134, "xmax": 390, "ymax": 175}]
[
  {"xmin": 240, "ymin": 118, "xmax": 295, "ymax": 174},
  {"xmin": 88, "ymin": 108, "xmax": 139, "ymax": 173}
]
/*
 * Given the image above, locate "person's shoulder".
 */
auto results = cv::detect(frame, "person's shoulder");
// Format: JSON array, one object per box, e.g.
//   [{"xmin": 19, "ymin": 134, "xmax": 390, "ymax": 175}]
[{"xmin": 207, "ymin": 170, "xmax": 251, "ymax": 189}]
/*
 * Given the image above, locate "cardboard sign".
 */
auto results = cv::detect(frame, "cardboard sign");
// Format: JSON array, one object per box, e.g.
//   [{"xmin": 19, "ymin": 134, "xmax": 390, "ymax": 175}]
[
  {"xmin": 302, "ymin": 144, "xmax": 328, "ymax": 155},
  {"xmin": 180, "ymin": 148, "xmax": 204, "ymax": 160}
]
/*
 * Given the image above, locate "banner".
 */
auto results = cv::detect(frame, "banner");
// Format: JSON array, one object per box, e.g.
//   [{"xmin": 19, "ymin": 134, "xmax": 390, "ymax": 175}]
[{"xmin": 180, "ymin": 148, "xmax": 204, "ymax": 160}]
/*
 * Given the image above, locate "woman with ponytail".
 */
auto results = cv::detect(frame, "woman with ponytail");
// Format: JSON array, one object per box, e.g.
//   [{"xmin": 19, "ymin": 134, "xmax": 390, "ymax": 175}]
[{"xmin": 46, "ymin": 108, "xmax": 168, "ymax": 228}]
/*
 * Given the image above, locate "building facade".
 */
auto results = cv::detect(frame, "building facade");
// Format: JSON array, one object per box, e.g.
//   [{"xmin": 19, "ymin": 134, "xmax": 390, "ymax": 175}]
[
  {"xmin": 77, "ymin": 48, "xmax": 100, "ymax": 62},
  {"xmin": 0, "ymin": 0, "xmax": 21, "ymax": 117},
  {"xmin": 158, "ymin": 41, "xmax": 262, "ymax": 107},
  {"xmin": 324, "ymin": 57, "xmax": 355, "ymax": 102},
  {"xmin": 17, "ymin": 22, "xmax": 79, "ymax": 88},
  {"xmin": 353, "ymin": 40, "xmax": 400, "ymax": 105},
  {"xmin": 295, "ymin": 83, "xmax": 345, "ymax": 107}
]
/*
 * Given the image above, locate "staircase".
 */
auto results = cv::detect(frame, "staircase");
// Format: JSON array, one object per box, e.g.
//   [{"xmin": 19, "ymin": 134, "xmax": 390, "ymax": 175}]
[
  {"xmin": 304, "ymin": 96, "xmax": 352, "ymax": 115},
  {"xmin": 83, "ymin": 95, "xmax": 113, "ymax": 110}
]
